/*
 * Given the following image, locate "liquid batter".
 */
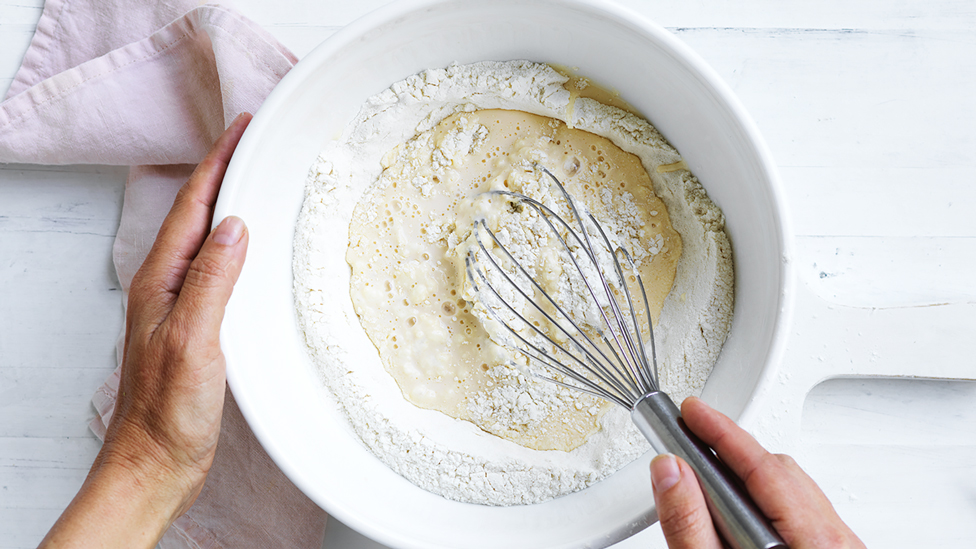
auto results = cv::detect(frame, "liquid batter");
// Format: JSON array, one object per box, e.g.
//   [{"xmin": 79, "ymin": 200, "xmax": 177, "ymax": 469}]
[{"xmin": 346, "ymin": 109, "xmax": 681, "ymax": 452}]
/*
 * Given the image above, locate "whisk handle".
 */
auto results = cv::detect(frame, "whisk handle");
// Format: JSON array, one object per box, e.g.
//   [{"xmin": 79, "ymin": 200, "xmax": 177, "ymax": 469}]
[{"xmin": 632, "ymin": 392, "xmax": 788, "ymax": 549}]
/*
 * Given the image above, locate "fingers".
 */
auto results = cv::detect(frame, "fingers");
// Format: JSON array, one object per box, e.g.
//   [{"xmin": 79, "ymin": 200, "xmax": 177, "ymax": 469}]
[
  {"xmin": 167, "ymin": 215, "xmax": 248, "ymax": 354},
  {"xmin": 680, "ymin": 396, "xmax": 769, "ymax": 486},
  {"xmin": 130, "ymin": 113, "xmax": 252, "ymax": 323},
  {"xmin": 681, "ymin": 396, "xmax": 794, "ymax": 523},
  {"xmin": 679, "ymin": 397, "xmax": 867, "ymax": 549},
  {"xmin": 651, "ymin": 454, "xmax": 723, "ymax": 549}
]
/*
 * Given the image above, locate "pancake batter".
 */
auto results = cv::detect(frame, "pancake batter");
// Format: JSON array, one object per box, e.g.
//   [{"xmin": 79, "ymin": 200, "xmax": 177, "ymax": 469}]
[{"xmin": 347, "ymin": 110, "xmax": 681, "ymax": 451}]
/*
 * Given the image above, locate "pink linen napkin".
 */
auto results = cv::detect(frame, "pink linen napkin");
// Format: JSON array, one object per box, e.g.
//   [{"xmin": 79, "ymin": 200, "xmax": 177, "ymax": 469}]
[{"xmin": 0, "ymin": 1, "xmax": 328, "ymax": 547}]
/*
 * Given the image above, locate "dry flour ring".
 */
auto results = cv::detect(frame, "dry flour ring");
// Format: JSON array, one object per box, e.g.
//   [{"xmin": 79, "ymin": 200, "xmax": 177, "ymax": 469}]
[{"xmin": 293, "ymin": 60, "xmax": 733, "ymax": 505}]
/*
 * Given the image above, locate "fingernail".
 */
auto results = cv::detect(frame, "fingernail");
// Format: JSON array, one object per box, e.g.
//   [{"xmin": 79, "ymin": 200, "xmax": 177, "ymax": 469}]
[
  {"xmin": 213, "ymin": 216, "xmax": 245, "ymax": 245},
  {"xmin": 651, "ymin": 454, "xmax": 681, "ymax": 492}
]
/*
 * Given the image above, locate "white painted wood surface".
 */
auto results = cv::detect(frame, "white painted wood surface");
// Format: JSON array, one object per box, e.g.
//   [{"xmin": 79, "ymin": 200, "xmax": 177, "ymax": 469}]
[{"xmin": 2, "ymin": 1, "xmax": 974, "ymax": 547}]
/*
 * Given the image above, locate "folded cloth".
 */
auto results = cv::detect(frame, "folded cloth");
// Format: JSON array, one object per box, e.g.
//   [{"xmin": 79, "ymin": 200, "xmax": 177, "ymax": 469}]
[{"xmin": 0, "ymin": 1, "xmax": 328, "ymax": 547}]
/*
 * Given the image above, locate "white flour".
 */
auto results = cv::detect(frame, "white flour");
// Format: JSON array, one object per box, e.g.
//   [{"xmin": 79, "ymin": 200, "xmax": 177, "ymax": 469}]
[{"xmin": 293, "ymin": 61, "xmax": 734, "ymax": 505}]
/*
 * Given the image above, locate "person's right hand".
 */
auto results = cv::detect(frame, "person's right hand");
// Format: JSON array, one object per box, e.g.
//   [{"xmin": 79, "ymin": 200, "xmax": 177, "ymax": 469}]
[{"xmin": 650, "ymin": 396, "xmax": 865, "ymax": 549}]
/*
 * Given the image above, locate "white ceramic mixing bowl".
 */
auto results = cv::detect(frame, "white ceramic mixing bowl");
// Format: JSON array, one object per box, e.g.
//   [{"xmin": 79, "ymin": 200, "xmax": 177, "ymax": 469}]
[{"xmin": 214, "ymin": 0, "xmax": 794, "ymax": 547}]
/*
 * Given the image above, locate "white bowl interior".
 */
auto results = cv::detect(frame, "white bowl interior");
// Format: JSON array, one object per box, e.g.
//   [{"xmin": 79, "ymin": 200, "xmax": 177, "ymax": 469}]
[{"xmin": 215, "ymin": 0, "xmax": 792, "ymax": 547}]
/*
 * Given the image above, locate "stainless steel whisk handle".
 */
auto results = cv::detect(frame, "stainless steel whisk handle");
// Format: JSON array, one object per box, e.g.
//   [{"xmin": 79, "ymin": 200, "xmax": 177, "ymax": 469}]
[{"xmin": 632, "ymin": 392, "xmax": 788, "ymax": 549}]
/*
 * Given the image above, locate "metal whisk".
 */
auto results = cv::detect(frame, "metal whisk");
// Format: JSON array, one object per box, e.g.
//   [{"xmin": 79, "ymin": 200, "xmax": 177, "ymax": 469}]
[{"xmin": 465, "ymin": 168, "xmax": 786, "ymax": 549}]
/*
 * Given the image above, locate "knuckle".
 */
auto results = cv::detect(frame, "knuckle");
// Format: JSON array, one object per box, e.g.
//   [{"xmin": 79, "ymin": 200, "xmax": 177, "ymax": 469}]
[
  {"xmin": 128, "ymin": 268, "xmax": 150, "ymax": 296},
  {"xmin": 126, "ymin": 272, "xmax": 175, "ymax": 318},
  {"xmin": 817, "ymin": 527, "xmax": 853, "ymax": 548},
  {"xmin": 172, "ymin": 181, "xmax": 193, "ymax": 207},
  {"xmin": 160, "ymin": 320, "xmax": 220, "ymax": 366},
  {"xmin": 156, "ymin": 319, "xmax": 212, "ymax": 362},
  {"xmin": 154, "ymin": 321, "xmax": 188, "ymax": 354},
  {"xmin": 771, "ymin": 453, "xmax": 807, "ymax": 477},
  {"xmin": 184, "ymin": 254, "xmax": 229, "ymax": 291},
  {"xmin": 741, "ymin": 452, "xmax": 789, "ymax": 488},
  {"xmin": 773, "ymin": 453, "xmax": 798, "ymax": 468},
  {"xmin": 760, "ymin": 451, "xmax": 791, "ymax": 474},
  {"xmin": 132, "ymin": 273, "xmax": 165, "ymax": 296},
  {"xmin": 660, "ymin": 502, "xmax": 709, "ymax": 542}
]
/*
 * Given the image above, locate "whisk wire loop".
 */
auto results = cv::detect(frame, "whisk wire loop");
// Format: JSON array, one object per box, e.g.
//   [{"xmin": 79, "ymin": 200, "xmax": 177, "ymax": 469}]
[
  {"xmin": 466, "ymin": 272, "xmax": 616, "ymax": 404},
  {"xmin": 474, "ymin": 208, "xmax": 642, "ymax": 401},
  {"xmin": 539, "ymin": 168, "xmax": 656, "ymax": 397},
  {"xmin": 482, "ymin": 187, "xmax": 646, "ymax": 393},
  {"xmin": 587, "ymin": 216, "xmax": 658, "ymax": 391},
  {"xmin": 464, "ymin": 167, "xmax": 663, "ymax": 407},
  {"xmin": 633, "ymin": 259, "xmax": 660, "ymax": 387},
  {"xmin": 475, "ymin": 189, "xmax": 631, "ymax": 370},
  {"xmin": 467, "ymin": 226, "xmax": 639, "ymax": 405},
  {"xmin": 580, "ymin": 213, "xmax": 652, "ymax": 392},
  {"xmin": 540, "ymin": 171, "xmax": 649, "ymax": 397},
  {"xmin": 474, "ymin": 214, "xmax": 615, "ymax": 372}
]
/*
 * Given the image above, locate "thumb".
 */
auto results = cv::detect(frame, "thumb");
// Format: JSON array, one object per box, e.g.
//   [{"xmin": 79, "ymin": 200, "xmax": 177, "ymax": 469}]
[
  {"xmin": 651, "ymin": 454, "xmax": 723, "ymax": 549},
  {"xmin": 168, "ymin": 215, "xmax": 249, "ymax": 343}
]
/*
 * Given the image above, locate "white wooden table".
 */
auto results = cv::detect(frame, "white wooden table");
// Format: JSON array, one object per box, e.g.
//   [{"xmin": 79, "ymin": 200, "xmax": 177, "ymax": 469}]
[{"xmin": 2, "ymin": 1, "xmax": 974, "ymax": 547}]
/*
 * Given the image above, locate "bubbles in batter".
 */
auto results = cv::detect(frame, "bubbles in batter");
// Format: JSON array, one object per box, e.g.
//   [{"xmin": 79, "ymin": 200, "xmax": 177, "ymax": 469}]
[{"xmin": 346, "ymin": 109, "xmax": 681, "ymax": 451}]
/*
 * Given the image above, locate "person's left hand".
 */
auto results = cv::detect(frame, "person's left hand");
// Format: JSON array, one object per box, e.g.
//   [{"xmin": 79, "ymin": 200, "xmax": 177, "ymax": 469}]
[{"xmin": 40, "ymin": 113, "xmax": 251, "ymax": 548}]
